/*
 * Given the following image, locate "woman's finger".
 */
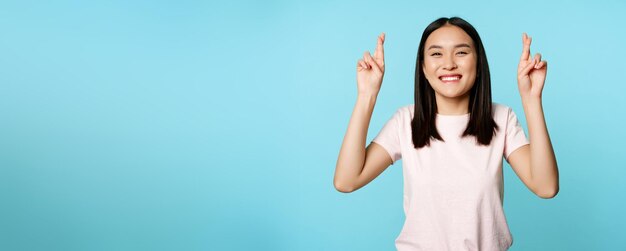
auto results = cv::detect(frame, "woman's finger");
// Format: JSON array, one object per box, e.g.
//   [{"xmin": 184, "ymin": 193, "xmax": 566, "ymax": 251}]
[
  {"xmin": 359, "ymin": 59, "xmax": 369, "ymax": 70},
  {"xmin": 365, "ymin": 51, "xmax": 381, "ymax": 72},
  {"xmin": 534, "ymin": 53, "xmax": 542, "ymax": 68},
  {"xmin": 363, "ymin": 52, "xmax": 373, "ymax": 68},
  {"xmin": 536, "ymin": 60, "xmax": 547, "ymax": 69},
  {"xmin": 374, "ymin": 32, "xmax": 385, "ymax": 62},
  {"xmin": 519, "ymin": 57, "xmax": 536, "ymax": 76},
  {"xmin": 520, "ymin": 33, "xmax": 532, "ymax": 62}
]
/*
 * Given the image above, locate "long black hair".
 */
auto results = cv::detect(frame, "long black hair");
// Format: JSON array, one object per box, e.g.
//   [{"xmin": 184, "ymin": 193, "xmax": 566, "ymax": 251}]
[{"xmin": 412, "ymin": 17, "xmax": 498, "ymax": 149}]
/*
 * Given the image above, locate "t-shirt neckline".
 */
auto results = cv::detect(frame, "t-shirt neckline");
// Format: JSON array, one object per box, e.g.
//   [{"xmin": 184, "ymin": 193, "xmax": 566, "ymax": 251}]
[
  {"xmin": 435, "ymin": 113, "xmax": 470, "ymax": 123},
  {"xmin": 436, "ymin": 113, "xmax": 470, "ymax": 117}
]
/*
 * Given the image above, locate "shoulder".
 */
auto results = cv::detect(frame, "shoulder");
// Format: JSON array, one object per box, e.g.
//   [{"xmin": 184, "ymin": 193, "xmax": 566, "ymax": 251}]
[
  {"xmin": 492, "ymin": 102, "xmax": 512, "ymax": 114},
  {"xmin": 400, "ymin": 104, "xmax": 414, "ymax": 113},
  {"xmin": 492, "ymin": 102, "xmax": 515, "ymax": 120},
  {"xmin": 393, "ymin": 104, "xmax": 415, "ymax": 119},
  {"xmin": 491, "ymin": 102, "xmax": 527, "ymax": 131},
  {"xmin": 382, "ymin": 104, "xmax": 414, "ymax": 127}
]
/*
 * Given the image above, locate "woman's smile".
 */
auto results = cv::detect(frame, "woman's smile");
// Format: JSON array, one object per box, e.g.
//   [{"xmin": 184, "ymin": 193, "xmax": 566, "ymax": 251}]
[{"xmin": 439, "ymin": 74, "xmax": 463, "ymax": 83}]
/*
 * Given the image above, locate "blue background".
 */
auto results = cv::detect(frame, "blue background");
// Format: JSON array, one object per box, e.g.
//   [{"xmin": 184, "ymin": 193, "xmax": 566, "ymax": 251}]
[{"xmin": 1, "ymin": 0, "xmax": 625, "ymax": 250}]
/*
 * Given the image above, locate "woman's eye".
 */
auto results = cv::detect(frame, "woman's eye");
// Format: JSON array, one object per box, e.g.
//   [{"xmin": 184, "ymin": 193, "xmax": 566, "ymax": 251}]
[
  {"xmin": 430, "ymin": 52, "xmax": 442, "ymax": 56},
  {"xmin": 457, "ymin": 51, "xmax": 469, "ymax": 55}
]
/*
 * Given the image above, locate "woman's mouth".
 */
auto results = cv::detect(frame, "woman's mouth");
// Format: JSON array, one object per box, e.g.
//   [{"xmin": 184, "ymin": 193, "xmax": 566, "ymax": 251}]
[{"xmin": 439, "ymin": 74, "xmax": 462, "ymax": 83}]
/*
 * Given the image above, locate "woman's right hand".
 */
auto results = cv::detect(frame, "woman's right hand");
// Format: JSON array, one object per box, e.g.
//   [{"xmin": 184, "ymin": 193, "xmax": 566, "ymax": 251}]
[{"xmin": 356, "ymin": 32, "xmax": 385, "ymax": 96}]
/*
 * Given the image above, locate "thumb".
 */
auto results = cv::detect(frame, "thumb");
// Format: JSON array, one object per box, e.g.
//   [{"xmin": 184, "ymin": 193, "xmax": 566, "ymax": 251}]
[{"xmin": 365, "ymin": 51, "xmax": 382, "ymax": 73}]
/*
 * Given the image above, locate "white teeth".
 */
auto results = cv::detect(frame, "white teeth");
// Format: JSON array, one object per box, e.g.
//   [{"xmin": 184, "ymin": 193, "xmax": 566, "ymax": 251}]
[{"xmin": 441, "ymin": 76, "xmax": 461, "ymax": 81}]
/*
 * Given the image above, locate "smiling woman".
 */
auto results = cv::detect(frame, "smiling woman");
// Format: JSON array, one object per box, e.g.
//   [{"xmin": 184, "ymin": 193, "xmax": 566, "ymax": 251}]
[
  {"xmin": 414, "ymin": 18, "xmax": 497, "ymax": 148},
  {"xmin": 334, "ymin": 16, "xmax": 559, "ymax": 251}
]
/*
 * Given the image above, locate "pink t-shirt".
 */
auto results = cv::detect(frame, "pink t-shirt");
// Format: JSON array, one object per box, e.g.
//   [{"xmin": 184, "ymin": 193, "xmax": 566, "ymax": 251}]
[{"xmin": 372, "ymin": 103, "xmax": 529, "ymax": 251}]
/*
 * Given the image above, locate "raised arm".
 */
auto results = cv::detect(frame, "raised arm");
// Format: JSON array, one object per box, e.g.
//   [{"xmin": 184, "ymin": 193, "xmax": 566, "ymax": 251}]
[
  {"xmin": 507, "ymin": 33, "xmax": 559, "ymax": 199},
  {"xmin": 334, "ymin": 33, "xmax": 394, "ymax": 193}
]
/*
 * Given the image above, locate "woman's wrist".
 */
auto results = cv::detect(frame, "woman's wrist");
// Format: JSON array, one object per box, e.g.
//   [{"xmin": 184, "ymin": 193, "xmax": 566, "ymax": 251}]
[
  {"xmin": 521, "ymin": 95, "xmax": 542, "ymax": 106},
  {"xmin": 356, "ymin": 92, "xmax": 378, "ymax": 110},
  {"xmin": 357, "ymin": 91, "xmax": 379, "ymax": 100}
]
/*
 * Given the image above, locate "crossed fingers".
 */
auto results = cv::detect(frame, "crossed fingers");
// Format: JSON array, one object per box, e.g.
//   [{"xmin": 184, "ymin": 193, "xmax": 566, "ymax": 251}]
[{"xmin": 519, "ymin": 33, "xmax": 546, "ymax": 74}]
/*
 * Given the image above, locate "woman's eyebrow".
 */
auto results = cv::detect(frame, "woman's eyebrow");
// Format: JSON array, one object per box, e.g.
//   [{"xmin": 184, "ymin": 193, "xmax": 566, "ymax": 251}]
[{"xmin": 427, "ymin": 43, "xmax": 472, "ymax": 50}]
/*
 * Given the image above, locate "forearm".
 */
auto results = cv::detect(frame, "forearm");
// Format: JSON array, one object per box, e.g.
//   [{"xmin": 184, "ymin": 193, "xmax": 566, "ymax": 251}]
[
  {"xmin": 334, "ymin": 93, "xmax": 377, "ymax": 190},
  {"xmin": 522, "ymin": 97, "xmax": 559, "ymax": 196}
]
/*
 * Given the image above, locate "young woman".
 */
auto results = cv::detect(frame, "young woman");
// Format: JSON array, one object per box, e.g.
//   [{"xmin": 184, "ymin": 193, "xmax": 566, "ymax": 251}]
[{"xmin": 334, "ymin": 17, "xmax": 559, "ymax": 250}]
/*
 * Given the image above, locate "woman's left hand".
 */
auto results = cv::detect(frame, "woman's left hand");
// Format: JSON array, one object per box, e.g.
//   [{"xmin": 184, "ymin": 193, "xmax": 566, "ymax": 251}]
[{"xmin": 517, "ymin": 33, "xmax": 547, "ymax": 99}]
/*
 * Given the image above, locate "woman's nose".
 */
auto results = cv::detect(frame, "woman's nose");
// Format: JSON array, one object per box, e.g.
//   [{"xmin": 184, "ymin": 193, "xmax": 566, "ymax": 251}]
[{"xmin": 442, "ymin": 55, "xmax": 457, "ymax": 70}]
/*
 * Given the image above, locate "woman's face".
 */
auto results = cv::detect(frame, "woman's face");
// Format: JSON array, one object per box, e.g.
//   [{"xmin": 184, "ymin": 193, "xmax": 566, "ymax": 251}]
[{"xmin": 422, "ymin": 24, "xmax": 477, "ymax": 101}]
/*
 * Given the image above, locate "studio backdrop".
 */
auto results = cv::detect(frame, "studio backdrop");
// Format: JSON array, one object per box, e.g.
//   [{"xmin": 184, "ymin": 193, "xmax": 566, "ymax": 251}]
[{"xmin": 1, "ymin": 0, "xmax": 625, "ymax": 250}]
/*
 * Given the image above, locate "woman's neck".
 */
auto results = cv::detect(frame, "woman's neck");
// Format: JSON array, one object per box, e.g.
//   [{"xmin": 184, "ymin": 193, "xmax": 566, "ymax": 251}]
[{"xmin": 435, "ymin": 94, "xmax": 470, "ymax": 115}]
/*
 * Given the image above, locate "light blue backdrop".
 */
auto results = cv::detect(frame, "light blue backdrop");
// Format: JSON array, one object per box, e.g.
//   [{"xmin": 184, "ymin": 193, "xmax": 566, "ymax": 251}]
[{"xmin": 1, "ymin": 0, "xmax": 625, "ymax": 250}]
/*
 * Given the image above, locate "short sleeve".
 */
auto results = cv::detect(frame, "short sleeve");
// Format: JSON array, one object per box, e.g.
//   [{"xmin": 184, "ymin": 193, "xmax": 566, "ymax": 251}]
[
  {"xmin": 504, "ymin": 107, "xmax": 530, "ymax": 160},
  {"xmin": 371, "ymin": 108, "xmax": 403, "ymax": 165}
]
